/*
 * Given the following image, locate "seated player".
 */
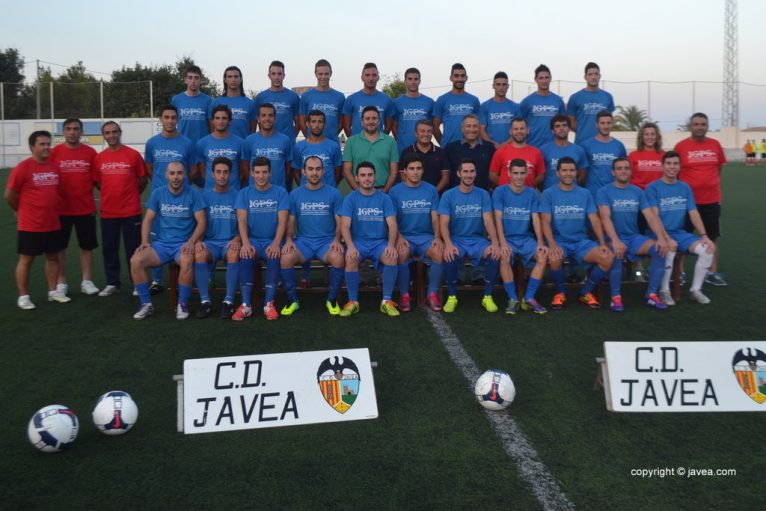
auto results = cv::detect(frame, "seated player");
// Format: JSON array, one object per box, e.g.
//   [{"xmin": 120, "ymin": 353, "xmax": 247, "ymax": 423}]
[
  {"xmin": 235, "ymin": 157, "xmax": 289, "ymax": 320},
  {"xmin": 193, "ymin": 157, "xmax": 241, "ymax": 319},
  {"xmin": 597, "ymin": 157, "xmax": 675, "ymax": 312},
  {"xmin": 339, "ymin": 161, "xmax": 400, "ymax": 317},
  {"xmin": 645, "ymin": 151, "xmax": 715, "ymax": 305},
  {"xmin": 130, "ymin": 161, "xmax": 206, "ymax": 320},
  {"xmin": 493, "ymin": 159, "xmax": 549, "ymax": 315},
  {"xmin": 279, "ymin": 156, "xmax": 346, "ymax": 316},
  {"xmin": 390, "ymin": 153, "xmax": 444, "ymax": 312},
  {"xmin": 439, "ymin": 158, "xmax": 502, "ymax": 313},
  {"xmin": 540, "ymin": 157, "xmax": 614, "ymax": 310}
]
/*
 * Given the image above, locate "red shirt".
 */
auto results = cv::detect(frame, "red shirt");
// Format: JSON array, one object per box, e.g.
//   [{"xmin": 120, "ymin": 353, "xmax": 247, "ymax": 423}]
[
  {"xmin": 93, "ymin": 146, "xmax": 146, "ymax": 219},
  {"xmin": 6, "ymin": 157, "xmax": 61, "ymax": 232},
  {"xmin": 674, "ymin": 137, "xmax": 726, "ymax": 204},
  {"xmin": 50, "ymin": 143, "xmax": 97, "ymax": 215},
  {"xmin": 489, "ymin": 144, "xmax": 545, "ymax": 188},
  {"xmin": 627, "ymin": 150, "xmax": 664, "ymax": 190}
]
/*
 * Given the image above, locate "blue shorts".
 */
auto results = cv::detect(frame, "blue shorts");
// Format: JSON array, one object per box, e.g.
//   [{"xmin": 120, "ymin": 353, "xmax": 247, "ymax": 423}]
[
  {"xmin": 151, "ymin": 240, "xmax": 185, "ymax": 265},
  {"xmin": 617, "ymin": 234, "xmax": 652, "ymax": 261},
  {"xmin": 669, "ymin": 232, "xmax": 700, "ymax": 254},
  {"xmin": 246, "ymin": 239, "xmax": 280, "ymax": 261},
  {"xmin": 453, "ymin": 238, "xmax": 492, "ymax": 266},
  {"xmin": 557, "ymin": 239, "xmax": 598, "ymax": 266},
  {"xmin": 355, "ymin": 239, "xmax": 390, "ymax": 270},
  {"xmin": 506, "ymin": 237, "xmax": 540, "ymax": 268},
  {"xmin": 295, "ymin": 236, "xmax": 335, "ymax": 262},
  {"xmin": 403, "ymin": 234, "xmax": 435, "ymax": 263},
  {"xmin": 205, "ymin": 239, "xmax": 232, "ymax": 263}
]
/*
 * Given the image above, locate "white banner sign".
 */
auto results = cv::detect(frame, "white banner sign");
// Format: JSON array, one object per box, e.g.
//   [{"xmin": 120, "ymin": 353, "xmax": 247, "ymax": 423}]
[
  {"xmin": 603, "ymin": 341, "xmax": 766, "ymax": 412},
  {"xmin": 183, "ymin": 348, "xmax": 378, "ymax": 434}
]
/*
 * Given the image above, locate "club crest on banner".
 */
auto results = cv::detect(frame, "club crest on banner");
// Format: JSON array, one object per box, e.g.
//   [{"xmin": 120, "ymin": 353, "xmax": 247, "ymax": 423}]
[
  {"xmin": 317, "ymin": 356, "xmax": 360, "ymax": 414},
  {"xmin": 732, "ymin": 348, "xmax": 766, "ymax": 404}
]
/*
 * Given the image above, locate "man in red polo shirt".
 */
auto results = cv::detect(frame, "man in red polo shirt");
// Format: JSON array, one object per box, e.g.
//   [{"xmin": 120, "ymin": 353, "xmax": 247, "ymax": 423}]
[
  {"xmin": 674, "ymin": 112, "xmax": 728, "ymax": 286},
  {"xmin": 50, "ymin": 118, "xmax": 99, "ymax": 297},
  {"xmin": 489, "ymin": 117, "xmax": 545, "ymax": 189},
  {"xmin": 93, "ymin": 121, "xmax": 147, "ymax": 296},
  {"xmin": 5, "ymin": 130, "xmax": 71, "ymax": 309}
]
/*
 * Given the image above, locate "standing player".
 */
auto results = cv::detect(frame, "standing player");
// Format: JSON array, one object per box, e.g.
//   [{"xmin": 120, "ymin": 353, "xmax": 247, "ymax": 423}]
[
  {"xmin": 438, "ymin": 158, "xmax": 502, "ymax": 313},
  {"xmin": 292, "ymin": 110, "xmax": 342, "ymax": 187},
  {"xmin": 390, "ymin": 154, "xmax": 444, "ymax": 312},
  {"xmin": 342, "ymin": 106, "xmax": 398, "ymax": 192},
  {"xmin": 342, "ymin": 62, "xmax": 395, "ymax": 136},
  {"xmin": 339, "ymin": 162, "xmax": 400, "ymax": 317},
  {"xmin": 567, "ymin": 62, "xmax": 615, "ymax": 144},
  {"xmin": 299, "ymin": 59, "xmax": 345, "ymax": 142},
  {"xmin": 444, "ymin": 114, "xmax": 496, "ymax": 190},
  {"xmin": 279, "ymin": 156, "xmax": 346, "ymax": 316},
  {"xmin": 520, "ymin": 64, "xmax": 567, "ymax": 149},
  {"xmin": 235, "ymin": 157, "xmax": 290, "ymax": 320},
  {"xmin": 489, "ymin": 117, "xmax": 545, "ymax": 188},
  {"xmin": 196, "ymin": 104, "xmax": 247, "ymax": 190},
  {"xmin": 433, "ymin": 63, "xmax": 481, "ymax": 147},
  {"xmin": 400, "ymin": 120, "xmax": 450, "ymax": 192},
  {"xmin": 194, "ymin": 157, "xmax": 241, "ymax": 319},
  {"xmin": 171, "ymin": 65, "xmax": 211, "ymax": 144},
  {"xmin": 391, "ymin": 67, "xmax": 434, "ymax": 155},
  {"xmin": 479, "ymin": 71, "xmax": 520, "ymax": 147},
  {"xmin": 50, "ymin": 118, "xmax": 99, "ymax": 296},
  {"xmin": 493, "ymin": 159, "xmax": 549, "ymax": 314},
  {"xmin": 209, "ymin": 66, "xmax": 256, "ymax": 139},
  {"xmin": 539, "ymin": 114, "xmax": 588, "ymax": 190},
  {"xmin": 579, "ymin": 110, "xmax": 627, "ymax": 196},
  {"xmin": 129, "ymin": 161, "xmax": 206, "ymax": 320},
  {"xmin": 243, "ymin": 103, "xmax": 293, "ymax": 190},
  {"xmin": 93, "ymin": 121, "xmax": 147, "ymax": 297},
  {"xmin": 254, "ymin": 61, "xmax": 300, "ymax": 141},
  {"xmin": 627, "ymin": 122, "xmax": 664, "ymax": 190},
  {"xmin": 646, "ymin": 151, "xmax": 716, "ymax": 305},
  {"xmin": 540, "ymin": 157, "xmax": 614, "ymax": 310},
  {"xmin": 5, "ymin": 130, "xmax": 70, "ymax": 309}
]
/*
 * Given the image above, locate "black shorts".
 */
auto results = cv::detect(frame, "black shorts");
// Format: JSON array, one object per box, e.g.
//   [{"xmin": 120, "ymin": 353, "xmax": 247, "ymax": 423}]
[
  {"xmin": 17, "ymin": 230, "xmax": 65, "ymax": 256},
  {"xmin": 60, "ymin": 214, "xmax": 99, "ymax": 250},
  {"xmin": 685, "ymin": 203, "xmax": 721, "ymax": 241}
]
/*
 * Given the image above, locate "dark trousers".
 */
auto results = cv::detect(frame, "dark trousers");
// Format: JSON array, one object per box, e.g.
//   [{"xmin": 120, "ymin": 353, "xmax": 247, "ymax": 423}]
[{"xmin": 101, "ymin": 215, "xmax": 141, "ymax": 287}]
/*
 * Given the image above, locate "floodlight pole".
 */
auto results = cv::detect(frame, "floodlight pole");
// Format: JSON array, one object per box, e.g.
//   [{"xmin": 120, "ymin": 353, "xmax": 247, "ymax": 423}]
[{"xmin": 722, "ymin": 0, "xmax": 739, "ymax": 127}]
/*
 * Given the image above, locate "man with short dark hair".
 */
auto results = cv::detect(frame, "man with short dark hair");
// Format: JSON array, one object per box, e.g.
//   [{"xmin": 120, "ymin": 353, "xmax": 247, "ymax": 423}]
[
  {"xmin": 567, "ymin": 62, "xmax": 615, "ymax": 144},
  {"xmin": 400, "ymin": 120, "xmax": 450, "ymax": 192},
  {"xmin": 520, "ymin": 64, "xmax": 567, "ymax": 148},
  {"xmin": 489, "ymin": 117, "xmax": 545, "ymax": 188},
  {"xmin": 171, "ymin": 65, "xmax": 211, "ymax": 143},
  {"xmin": 243, "ymin": 103, "xmax": 293, "ymax": 190},
  {"xmin": 292, "ymin": 110, "xmax": 342, "ymax": 188},
  {"xmin": 539, "ymin": 114, "xmax": 588, "ymax": 190},
  {"xmin": 479, "ymin": 71, "xmax": 520, "ymax": 147},
  {"xmin": 392, "ymin": 67, "xmax": 434, "ymax": 155},
  {"xmin": 254, "ymin": 60, "xmax": 301, "ymax": 141},
  {"xmin": 434, "ymin": 63, "xmax": 480, "ymax": 147},
  {"xmin": 342, "ymin": 62, "xmax": 395, "ymax": 136},
  {"xmin": 579, "ymin": 110, "xmax": 627, "ymax": 196},
  {"xmin": 444, "ymin": 114, "xmax": 495, "ymax": 190},
  {"xmin": 299, "ymin": 59, "xmax": 345, "ymax": 142},
  {"xmin": 196, "ymin": 104, "xmax": 247, "ymax": 190},
  {"xmin": 342, "ymin": 106, "xmax": 398, "ymax": 192}
]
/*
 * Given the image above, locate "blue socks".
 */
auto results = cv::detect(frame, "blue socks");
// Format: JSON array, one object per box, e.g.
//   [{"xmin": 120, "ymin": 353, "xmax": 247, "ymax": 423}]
[
  {"xmin": 264, "ymin": 258, "xmax": 280, "ymax": 303},
  {"xmin": 382, "ymin": 264, "xmax": 397, "ymax": 301},
  {"xmin": 281, "ymin": 267, "xmax": 298, "ymax": 302},
  {"xmin": 609, "ymin": 258, "xmax": 623, "ymax": 298},
  {"xmin": 224, "ymin": 262, "xmax": 239, "ymax": 303},
  {"xmin": 582, "ymin": 266, "xmax": 608, "ymax": 295},
  {"xmin": 345, "ymin": 271, "xmax": 360, "ymax": 302},
  {"xmin": 524, "ymin": 277, "xmax": 542, "ymax": 302},
  {"xmin": 397, "ymin": 263, "xmax": 410, "ymax": 296},
  {"xmin": 328, "ymin": 267, "xmax": 343, "ymax": 301},
  {"xmin": 239, "ymin": 259, "xmax": 254, "ymax": 306},
  {"xmin": 428, "ymin": 263, "xmax": 443, "ymax": 295},
  {"xmin": 194, "ymin": 262, "xmax": 211, "ymax": 303},
  {"xmin": 647, "ymin": 246, "xmax": 665, "ymax": 295},
  {"xmin": 136, "ymin": 281, "xmax": 151, "ymax": 305}
]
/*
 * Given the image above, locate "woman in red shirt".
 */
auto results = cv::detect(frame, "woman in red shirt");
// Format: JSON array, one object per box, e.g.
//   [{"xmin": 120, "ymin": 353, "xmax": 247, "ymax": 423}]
[{"xmin": 627, "ymin": 122, "xmax": 665, "ymax": 190}]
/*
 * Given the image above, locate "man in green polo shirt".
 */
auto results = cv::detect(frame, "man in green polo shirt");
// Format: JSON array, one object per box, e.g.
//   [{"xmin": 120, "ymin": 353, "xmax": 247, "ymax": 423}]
[{"xmin": 343, "ymin": 105, "xmax": 398, "ymax": 192}]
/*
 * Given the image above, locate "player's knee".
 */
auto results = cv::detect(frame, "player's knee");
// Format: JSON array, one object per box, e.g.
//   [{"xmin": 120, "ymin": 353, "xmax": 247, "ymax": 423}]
[{"xmin": 327, "ymin": 252, "xmax": 344, "ymax": 268}]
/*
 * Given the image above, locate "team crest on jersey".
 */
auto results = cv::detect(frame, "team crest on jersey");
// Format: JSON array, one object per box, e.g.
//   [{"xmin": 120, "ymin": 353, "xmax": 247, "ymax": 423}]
[
  {"xmin": 732, "ymin": 348, "xmax": 766, "ymax": 404},
  {"xmin": 317, "ymin": 356, "xmax": 361, "ymax": 414}
]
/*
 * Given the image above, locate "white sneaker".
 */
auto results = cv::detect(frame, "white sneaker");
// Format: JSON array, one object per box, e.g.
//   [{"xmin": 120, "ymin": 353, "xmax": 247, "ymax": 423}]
[
  {"xmin": 176, "ymin": 303, "xmax": 190, "ymax": 320},
  {"xmin": 48, "ymin": 290, "xmax": 72, "ymax": 303},
  {"xmin": 689, "ymin": 289, "xmax": 711, "ymax": 305},
  {"xmin": 17, "ymin": 295, "xmax": 36, "ymax": 310},
  {"xmin": 80, "ymin": 280, "xmax": 99, "ymax": 295},
  {"xmin": 659, "ymin": 290, "xmax": 676, "ymax": 306},
  {"xmin": 56, "ymin": 283, "xmax": 69, "ymax": 296},
  {"xmin": 98, "ymin": 285, "xmax": 120, "ymax": 297},
  {"xmin": 133, "ymin": 303, "xmax": 154, "ymax": 320}
]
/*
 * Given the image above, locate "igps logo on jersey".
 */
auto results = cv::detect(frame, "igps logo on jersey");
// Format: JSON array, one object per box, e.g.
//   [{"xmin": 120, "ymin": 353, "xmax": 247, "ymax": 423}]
[
  {"xmin": 317, "ymin": 356, "xmax": 360, "ymax": 414},
  {"xmin": 732, "ymin": 348, "xmax": 766, "ymax": 404}
]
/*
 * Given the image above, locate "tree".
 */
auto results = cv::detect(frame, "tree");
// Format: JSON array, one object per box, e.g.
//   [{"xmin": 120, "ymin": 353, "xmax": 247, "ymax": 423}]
[
  {"xmin": 613, "ymin": 105, "xmax": 649, "ymax": 131},
  {"xmin": 0, "ymin": 48, "xmax": 34, "ymax": 118},
  {"xmin": 382, "ymin": 74, "xmax": 405, "ymax": 99},
  {"xmin": 0, "ymin": 47, "xmax": 24, "ymax": 84}
]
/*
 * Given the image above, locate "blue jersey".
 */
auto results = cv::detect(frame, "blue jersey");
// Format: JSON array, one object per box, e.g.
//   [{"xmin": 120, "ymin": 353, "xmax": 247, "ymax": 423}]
[
  {"xmin": 519, "ymin": 92, "xmax": 567, "ymax": 148},
  {"xmin": 171, "ymin": 92, "xmax": 212, "ymax": 143},
  {"xmin": 235, "ymin": 185, "xmax": 290, "ymax": 241},
  {"xmin": 209, "ymin": 95, "xmax": 255, "ymax": 139},
  {"xmin": 539, "ymin": 142, "xmax": 589, "ymax": 190},
  {"xmin": 243, "ymin": 132, "xmax": 293, "ymax": 189},
  {"xmin": 389, "ymin": 182, "xmax": 439, "ymax": 237},
  {"xmin": 196, "ymin": 134, "xmax": 245, "ymax": 191},
  {"xmin": 393, "ymin": 94, "xmax": 435, "ymax": 154},
  {"xmin": 299, "ymin": 88, "xmax": 345, "ymax": 142},
  {"xmin": 434, "ymin": 91, "xmax": 481, "ymax": 147},
  {"xmin": 203, "ymin": 188, "xmax": 239, "ymax": 242},
  {"xmin": 289, "ymin": 184, "xmax": 343, "ymax": 239},
  {"xmin": 566, "ymin": 89, "xmax": 615, "ymax": 143},
  {"xmin": 596, "ymin": 183, "xmax": 650, "ymax": 238},
  {"xmin": 438, "ymin": 186, "xmax": 492, "ymax": 241},
  {"xmin": 291, "ymin": 138, "xmax": 342, "ymax": 187},
  {"xmin": 254, "ymin": 88, "xmax": 300, "ymax": 140},
  {"xmin": 340, "ymin": 189, "xmax": 396, "ymax": 242},
  {"xmin": 580, "ymin": 137, "xmax": 627, "ymax": 196},
  {"xmin": 479, "ymin": 98, "xmax": 520, "ymax": 145},
  {"xmin": 144, "ymin": 133, "xmax": 197, "ymax": 188},
  {"xmin": 147, "ymin": 186, "xmax": 206, "ymax": 244},
  {"xmin": 645, "ymin": 180, "xmax": 696, "ymax": 235},
  {"xmin": 492, "ymin": 185, "xmax": 539, "ymax": 241},
  {"xmin": 342, "ymin": 90, "xmax": 395, "ymax": 135},
  {"xmin": 539, "ymin": 185, "xmax": 596, "ymax": 243}
]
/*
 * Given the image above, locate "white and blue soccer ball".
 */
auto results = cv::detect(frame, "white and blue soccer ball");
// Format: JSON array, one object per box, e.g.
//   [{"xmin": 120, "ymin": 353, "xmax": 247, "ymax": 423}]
[
  {"xmin": 474, "ymin": 369, "xmax": 516, "ymax": 411},
  {"xmin": 27, "ymin": 404, "xmax": 79, "ymax": 453},
  {"xmin": 92, "ymin": 391, "xmax": 139, "ymax": 436}
]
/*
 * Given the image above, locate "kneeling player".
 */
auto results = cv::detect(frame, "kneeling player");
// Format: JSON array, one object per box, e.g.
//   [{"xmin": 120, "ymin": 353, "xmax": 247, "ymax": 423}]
[
  {"xmin": 280, "ymin": 156, "xmax": 345, "ymax": 315},
  {"xmin": 540, "ymin": 157, "xmax": 614, "ymax": 310},
  {"xmin": 130, "ymin": 161, "xmax": 206, "ymax": 319},
  {"xmin": 493, "ymin": 159, "xmax": 548, "ymax": 314}
]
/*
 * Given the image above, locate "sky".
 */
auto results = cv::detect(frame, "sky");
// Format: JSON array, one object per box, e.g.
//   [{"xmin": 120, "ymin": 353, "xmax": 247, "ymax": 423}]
[{"xmin": 2, "ymin": 0, "xmax": 765, "ymax": 130}]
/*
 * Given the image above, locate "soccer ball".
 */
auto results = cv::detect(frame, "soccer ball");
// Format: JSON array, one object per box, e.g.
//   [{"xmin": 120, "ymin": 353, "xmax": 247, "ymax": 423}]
[
  {"xmin": 92, "ymin": 391, "xmax": 139, "ymax": 435},
  {"xmin": 27, "ymin": 405, "xmax": 79, "ymax": 453},
  {"xmin": 474, "ymin": 369, "xmax": 516, "ymax": 411}
]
